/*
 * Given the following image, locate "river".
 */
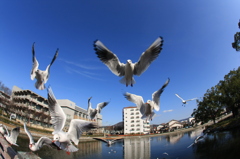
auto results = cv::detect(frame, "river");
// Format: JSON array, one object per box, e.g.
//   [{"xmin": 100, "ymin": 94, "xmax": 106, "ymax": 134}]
[{"xmin": 12, "ymin": 127, "xmax": 240, "ymax": 159}]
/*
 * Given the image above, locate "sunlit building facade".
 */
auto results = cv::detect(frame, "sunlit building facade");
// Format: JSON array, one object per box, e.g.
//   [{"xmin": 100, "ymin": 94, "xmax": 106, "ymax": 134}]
[{"xmin": 123, "ymin": 106, "xmax": 150, "ymax": 134}]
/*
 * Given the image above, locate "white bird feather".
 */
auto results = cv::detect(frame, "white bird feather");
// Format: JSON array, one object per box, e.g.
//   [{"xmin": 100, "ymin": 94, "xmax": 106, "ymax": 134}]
[{"xmin": 94, "ymin": 37, "xmax": 164, "ymax": 87}]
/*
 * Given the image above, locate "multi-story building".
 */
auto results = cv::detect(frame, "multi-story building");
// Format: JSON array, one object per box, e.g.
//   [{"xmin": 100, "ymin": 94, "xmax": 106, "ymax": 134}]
[
  {"xmin": 0, "ymin": 91, "xmax": 11, "ymax": 115},
  {"xmin": 123, "ymin": 106, "xmax": 150, "ymax": 134},
  {"xmin": 11, "ymin": 86, "xmax": 52, "ymax": 128},
  {"xmin": 57, "ymin": 99, "xmax": 103, "ymax": 127},
  {"xmin": 10, "ymin": 86, "xmax": 102, "ymax": 130}
]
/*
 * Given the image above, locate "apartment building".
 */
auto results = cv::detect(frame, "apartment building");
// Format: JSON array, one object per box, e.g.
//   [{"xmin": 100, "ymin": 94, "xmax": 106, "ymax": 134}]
[
  {"xmin": 57, "ymin": 99, "xmax": 103, "ymax": 127},
  {"xmin": 10, "ymin": 86, "xmax": 101, "ymax": 130},
  {"xmin": 123, "ymin": 106, "xmax": 150, "ymax": 134},
  {"xmin": 11, "ymin": 86, "xmax": 51, "ymax": 128}
]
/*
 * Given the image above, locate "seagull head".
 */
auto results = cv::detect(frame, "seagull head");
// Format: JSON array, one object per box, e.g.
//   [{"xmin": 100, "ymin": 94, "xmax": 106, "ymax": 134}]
[
  {"xmin": 146, "ymin": 100, "xmax": 152, "ymax": 106},
  {"xmin": 53, "ymin": 134, "xmax": 60, "ymax": 142},
  {"xmin": 127, "ymin": 59, "xmax": 132, "ymax": 64}
]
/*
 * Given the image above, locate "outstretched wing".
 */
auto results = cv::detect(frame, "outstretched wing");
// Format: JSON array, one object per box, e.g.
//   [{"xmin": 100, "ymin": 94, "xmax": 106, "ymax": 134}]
[
  {"xmin": 53, "ymin": 141, "xmax": 78, "ymax": 152},
  {"xmin": 87, "ymin": 96, "xmax": 93, "ymax": 115},
  {"xmin": 23, "ymin": 123, "xmax": 35, "ymax": 144},
  {"xmin": 152, "ymin": 78, "xmax": 170, "ymax": 111},
  {"xmin": 94, "ymin": 40, "xmax": 125, "ymax": 76},
  {"xmin": 93, "ymin": 138, "xmax": 108, "ymax": 143},
  {"xmin": 67, "ymin": 119, "xmax": 97, "ymax": 145},
  {"xmin": 10, "ymin": 127, "xmax": 20, "ymax": 144},
  {"xmin": 47, "ymin": 86, "xmax": 66, "ymax": 134},
  {"xmin": 36, "ymin": 137, "xmax": 54, "ymax": 149},
  {"xmin": 175, "ymin": 94, "xmax": 185, "ymax": 102},
  {"xmin": 45, "ymin": 48, "xmax": 59, "ymax": 80},
  {"xmin": 123, "ymin": 92, "xmax": 144, "ymax": 110},
  {"xmin": 30, "ymin": 42, "xmax": 39, "ymax": 80},
  {"xmin": 133, "ymin": 37, "xmax": 164, "ymax": 76},
  {"xmin": 96, "ymin": 101, "xmax": 109, "ymax": 114},
  {"xmin": 185, "ymin": 98, "xmax": 198, "ymax": 102},
  {"xmin": 3, "ymin": 125, "xmax": 9, "ymax": 136}
]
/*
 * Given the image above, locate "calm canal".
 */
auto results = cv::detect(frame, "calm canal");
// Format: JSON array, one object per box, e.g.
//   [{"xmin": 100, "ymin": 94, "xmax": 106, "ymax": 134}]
[{"xmin": 13, "ymin": 127, "xmax": 240, "ymax": 159}]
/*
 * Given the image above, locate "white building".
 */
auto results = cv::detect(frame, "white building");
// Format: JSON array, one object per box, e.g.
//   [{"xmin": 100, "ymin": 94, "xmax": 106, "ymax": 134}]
[
  {"xmin": 123, "ymin": 106, "xmax": 150, "ymax": 134},
  {"xmin": 57, "ymin": 99, "xmax": 103, "ymax": 127}
]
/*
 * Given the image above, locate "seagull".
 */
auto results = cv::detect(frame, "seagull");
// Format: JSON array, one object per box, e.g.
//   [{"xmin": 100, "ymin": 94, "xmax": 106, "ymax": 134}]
[
  {"xmin": 87, "ymin": 97, "xmax": 109, "ymax": 120},
  {"xmin": 94, "ymin": 37, "xmax": 164, "ymax": 87},
  {"xmin": 47, "ymin": 86, "xmax": 97, "ymax": 153},
  {"xmin": 187, "ymin": 134, "xmax": 206, "ymax": 148},
  {"xmin": 124, "ymin": 78, "xmax": 170, "ymax": 121},
  {"xmin": 175, "ymin": 94, "xmax": 197, "ymax": 106},
  {"xmin": 31, "ymin": 42, "xmax": 59, "ymax": 90},
  {"xmin": 0, "ymin": 124, "xmax": 7, "ymax": 136},
  {"xmin": 93, "ymin": 138, "xmax": 122, "ymax": 147},
  {"xmin": 24, "ymin": 122, "xmax": 59, "ymax": 151},
  {"xmin": 4, "ymin": 126, "xmax": 20, "ymax": 146}
]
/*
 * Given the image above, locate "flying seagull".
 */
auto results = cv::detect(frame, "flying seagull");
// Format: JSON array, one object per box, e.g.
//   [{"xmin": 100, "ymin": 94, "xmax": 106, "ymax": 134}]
[
  {"xmin": 24, "ymin": 123, "xmax": 59, "ymax": 151},
  {"xmin": 124, "ymin": 78, "xmax": 170, "ymax": 121},
  {"xmin": 47, "ymin": 86, "xmax": 97, "ymax": 153},
  {"xmin": 175, "ymin": 94, "xmax": 197, "ymax": 106},
  {"xmin": 187, "ymin": 134, "xmax": 206, "ymax": 148},
  {"xmin": 87, "ymin": 97, "xmax": 109, "ymax": 120},
  {"xmin": 94, "ymin": 37, "xmax": 164, "ymax": 87},
  {"xmin": 31, "ymin": 42, "xmax": 59, "ymax": 90},
  {"xmin": 93, "ymin": 138, "xmax": 122, "ymax": 147},
  {"xmin": 4, "ymin": 126, "xmax": 20, "ymax": 146},
  {"xmin": 0, "ymin": 124, "xmax": 7, "ymax": 136}
]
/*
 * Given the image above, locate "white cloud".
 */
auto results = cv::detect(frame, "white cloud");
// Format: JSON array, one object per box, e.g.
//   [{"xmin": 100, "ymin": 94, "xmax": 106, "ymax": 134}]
[
  {"xmin": 163, "ymin": 109, "xmax": 173, "ymax": 113},
  {"xmin": 59, "ymin": 58, "xmax": 104, "ymax": 70}
]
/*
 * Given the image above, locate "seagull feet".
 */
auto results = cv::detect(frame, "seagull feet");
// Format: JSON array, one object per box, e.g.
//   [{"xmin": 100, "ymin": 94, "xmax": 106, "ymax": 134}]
[{"xmin": 66, "ymin": 151, "xmax": 71, "ymax": 155}]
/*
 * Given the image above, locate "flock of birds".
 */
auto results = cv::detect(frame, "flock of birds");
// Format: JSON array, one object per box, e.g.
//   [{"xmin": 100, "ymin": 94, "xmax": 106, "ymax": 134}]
[{"xmin": 0, "ymin": 36, "xmax": 198, "ymax": 154}]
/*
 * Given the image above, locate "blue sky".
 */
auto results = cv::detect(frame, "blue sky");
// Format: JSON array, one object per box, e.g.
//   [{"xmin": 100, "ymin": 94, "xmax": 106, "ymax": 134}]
[{"xmin": 1, "ymin": 0, "xmax": 240, "ymax": 125}]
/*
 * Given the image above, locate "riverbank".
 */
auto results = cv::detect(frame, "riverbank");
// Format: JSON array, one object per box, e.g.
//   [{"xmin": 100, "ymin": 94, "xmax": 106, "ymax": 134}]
[{"xmin": 1, "ymin": 113, "xmax": 238, "ymax": 141}]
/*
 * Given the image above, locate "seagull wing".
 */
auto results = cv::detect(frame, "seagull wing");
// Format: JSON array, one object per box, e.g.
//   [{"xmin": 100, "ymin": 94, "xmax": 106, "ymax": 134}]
[
  {"xmin": 54, "ymin": 141, "xmax": 78, "ymax": 152},
  {"xmin": 47, "ymin": 86, "xmax": 66, "ymax": 134},
  {"xmin": 123, "ymin": 92, "xmax": 144, "ymax": 110},
  {"xmin": 87, "ymin": 97, "xmax": 93, "ymax": 115},
  {"xmin": 175, "ymin": 94, "xmax": 185, "ymax": 102},
  {"xmin": 185, "ymin": 98, "xmax": 198, "ymax": 102},
  {"xmin": 152, "ymin": 78, "xmax": 170, "ymax": 111},
  {"xmin": 35, "ymin": 137, "xmax": 54, "ymax": 149},
  {"xmin": 45, "ymin": 48, "xmax": 59, "ymax": 81},
  {"xmin": 94, "ymin": 40, "xmax": 125, "ymax": 76},
  {"xmin": 96, "ymin": 101, "xmax": 109, "ymax": 114},
  {"xmin": 3, "ymin": 125, "xmax": 9, "ymax": 137},
  {"xmin": 93, "ymin": 138, "xmax": 108, "ymax": 143},
  {"xmin": 10, "ymin": 127, "xmax": 20, "ymax": 144},
  {"xmin": 31, "ymin": 42, "xmax": 39, "ymax": 80},
  {"xmin": 133, "ymin": 37, "xmax": 164, "ymax": 76},
  {"xmin": 67, "ymin": 119, "xmax": 97, "ymax": 145},
  {"xmin": 23, "ymin": 123, "xmax": 35, "ymax": 144}
]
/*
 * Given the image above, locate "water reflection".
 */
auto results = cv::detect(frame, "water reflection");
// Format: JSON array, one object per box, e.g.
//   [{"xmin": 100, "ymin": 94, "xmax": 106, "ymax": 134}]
[
  {"xmin": 12, "ymin": 128, "xmax": 240, "ymax": 159},
  {"xmin": 165, "ymin": 133, "xmax": 184, "ymax": 144},
  {"xmin": 124, "ymin": 137, "xmax": 150, "ymax": 159},
  {"xmin": 193, "ymin": 128, "xmax": 240, "ymax": 159}
]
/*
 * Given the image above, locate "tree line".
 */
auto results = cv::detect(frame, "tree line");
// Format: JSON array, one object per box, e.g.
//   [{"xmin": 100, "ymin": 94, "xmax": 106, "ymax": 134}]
[
  {"xmin": 192, "ymin": 67, "xmax": 240, "ymax": 124},
  {"xmin": 0, "ymin": 81, "xmax": 11, "ymax": 95}
]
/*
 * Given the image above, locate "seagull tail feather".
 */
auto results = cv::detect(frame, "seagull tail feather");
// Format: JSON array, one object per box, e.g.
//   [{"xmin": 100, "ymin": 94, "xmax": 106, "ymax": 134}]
[{"xmin": 119, "ymin": 77, "xmax": 136, "ymax": 87}]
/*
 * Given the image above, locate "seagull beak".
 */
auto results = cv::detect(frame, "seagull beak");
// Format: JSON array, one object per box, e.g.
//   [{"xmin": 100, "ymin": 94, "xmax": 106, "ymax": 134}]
[{"xmin": 52, "ymin": 140, "xmax": 55, "ymax": 143}]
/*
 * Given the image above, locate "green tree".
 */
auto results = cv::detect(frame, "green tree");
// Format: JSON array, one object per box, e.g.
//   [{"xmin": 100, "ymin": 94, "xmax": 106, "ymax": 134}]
[
  {"xmin": 192, "ymin": 86, "xmax": 224, "ymax": 124},
  {"xmin": 218, "ymin": 68, "xmax": 240, "ymax": 117}
]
